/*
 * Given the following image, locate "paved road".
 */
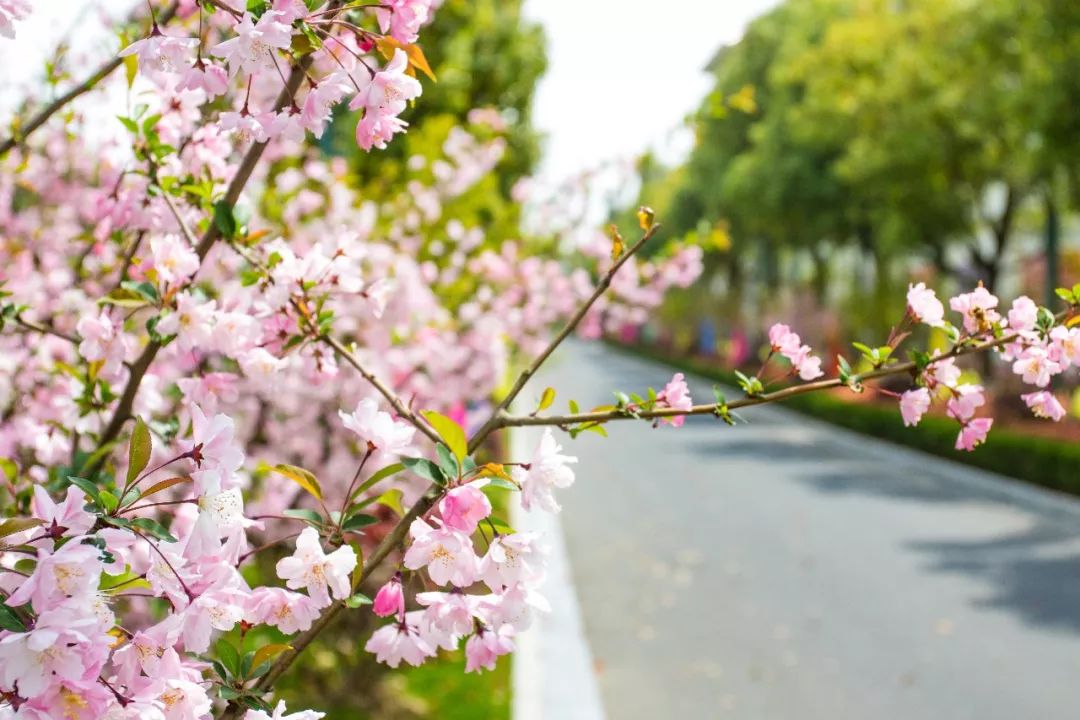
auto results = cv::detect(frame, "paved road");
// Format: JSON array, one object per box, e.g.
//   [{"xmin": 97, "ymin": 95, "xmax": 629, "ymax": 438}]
[{"xmin": 518, "ymin": 340, "xmax": 1080, "ymax": 720}]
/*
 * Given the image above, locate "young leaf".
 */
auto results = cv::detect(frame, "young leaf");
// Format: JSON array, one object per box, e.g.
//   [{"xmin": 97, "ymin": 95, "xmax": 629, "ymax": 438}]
[
  {"xmin": 131, "ymin": 517, "xmax": 178, "ymax": 543},
  {"xmin": 375, "ymin": 488, "xmax": 404, "ymax": 516},
  {"xmin": 420, "ymin": 411, "xmax": 467, "ymax": 462},
  {"xmin": 0, "ymin": 517, "xmax": 43, "ymax": 540},
  {"xmin": 350, "ymin": 462, "xmax": 404, "ymax": 501},
  {"xmin": 636, "ymin": 206, "xmax": 656, "ymax": 231},
  {"xmin": 213, "ymin": 200, "xmax": 237, "ymax": 238},
  {"xmin": 435, "ymin": 443, "xmax": 459, "ymax": 479},
  {"xmin": 140, "ymin": 476, "xmax": 190, "ymax": 501},
  {"xmin": 345, "ymin": 592, "xmax": 373, "ymax": 608},
  {"xmin": 341, "ymin": 514, "xmax": 378, "ymax": 532},
  {"xmin": 216, "ymin": 639, "xmax": 241, "ymax": 678},
  {"xmin": 608, "ymin": 223, "xmax": 625, "ymax": 260},
  {"xmin": 537, "ymin": 387, "xmax": 556, "ymax": 413},
  {"xmin": 126, "ymin": 416, "xmax": 152, "ymax": 485},
  {"xmin": 282, "ymin": 508, "xmax": 324, "ymax": 527},
  {"xmin": 67, "ymin": 476, "xmax": 103, "ymax": 506},
  {"xmin": 272, "ymin": 464, "xmax": 323, "ymax": 501},
  {"xmin": 0, "ymin": 602, "xmax": 25, "ymax": 632},
  {"xmin": 401, "ymin": 457, "xmax": 448, "ymax": 486},
  {"xmin": 250, "ymin": 643, "xmax": 291, "ymax": 673}
]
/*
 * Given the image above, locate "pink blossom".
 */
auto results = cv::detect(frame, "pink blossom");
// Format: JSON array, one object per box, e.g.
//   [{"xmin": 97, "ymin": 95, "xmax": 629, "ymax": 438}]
[
  {"xmin": 656, "ymin": 372, "xmax": 692, "ymax": 427},
  {"xmin": 955, "ymin": 417, "xmax": 993, "ymax": 451},
  {"xmin": 119, "ymin": 30, "xmax": 198, "ymax": 75},
  {"xmin": 438, "ymin": 484, "xmax": 492, "ymax": 535},
  {"xmin": 183, "ymin": 404, "xmax": 245, "ymax": 495},
  {"xmin": 790, "ymin": 345, "xmax": 824, "ymax": 380},
  {"xmin": 365, "ymin": 619, "xmax": 434, "ymax": 668},
  {"xmin": 219, "ymin": 110, "xmax": 272, "ymax": 144},
  {"xmin": 374, "ymin": 0, "xmax": 434, "ymax": 43},
  {"xmin": 1007, "ymin": 295, "xmax": 1039, "ymax": 333},
  {"xmin": 899, "ymin": 387, "xmax": 931, "ymax": 427},
  {"xmin": 1050, "ymin": 325, "xmax": 1080, "ymax": 368},
  {"xmin": 250, "ymin": 587, "xmax": 323, "ymax": 634},
  {"xmin": 245, "ymin": 699, "xmax": 326, "ymax": 720},
  {"xmin": 1022, "ymin": 391, "xmax": 1066, "ymax": 422},
  {"xmin": 0, "ymin": 607, "xmax": 112, "ymax": 697},
  {"xmin": 512, "ymin": 428, "xmax": 577, "ymax": 514},
  {"xmin": 0, "ymin": 0, "xmax": 31, "ymax": 39},
  {"xmin": 945, "ymin": 384, "xmax": 986, "ymax": 422},
  {"xmin": 464, "ymin": 624, "xmax": 514, "ymax": 673},
  {"xmin": 7, "ymin": 541, "xmax": 104, "ymax": 613},
  {"xmin": 178, "ymin": 590, "xmax": 244, "ymax": 652},
  {"xmin": 1012, "ymin": 346, "xmax": 1061, "ymax": 388},
  {"xmin": 403, "ymin": 518, "xmax": 478, "ymax": 587},
  {"xmin": 30, "ymin": 484, "xmax": 95, "ymax": 537},
  {"xmin": 767, "ymin": 323, "xmax": 801, "ymax": 355},
  {"xmin": 177, "ymin": 58, "xmax": 230, "ymax": 97},
  {"xmin": 906, "ymin": 282, "xmax": 945, "ymax": 327},
  {"xmin": 479, "ymin": 532, "xmax": 545, "ymax": 591},
  {"xmin": 210, "ymin": 11, "xmax": 292, "ymax": 77},
  {"xmin": 276, "ymin": 527, "xmax": 357, "ymax": 606},
  {"xmin": 949, "ymin": 285, "xmax": 1000, "ymax": 334},
  {"xmin": 415, "ymin": 589, "xmax": 475, "ymax": 635},
  {"xmin": 151, "ymin": 233, "xmax": 200, "ymax": 286},
  {"xmin": 373, "ymin": 574, "xmax": 406, "ymax": 619},
  {"xmin": 300, "ymin": 72, "xmax": 354, "ymax": 138},
  {"xmin": 349, "ymin": 50, "xmax": 423, "ymax": 151},
  {"xmin": 338, "ymin": 398, "xmax": 416, "ymax": 462}
]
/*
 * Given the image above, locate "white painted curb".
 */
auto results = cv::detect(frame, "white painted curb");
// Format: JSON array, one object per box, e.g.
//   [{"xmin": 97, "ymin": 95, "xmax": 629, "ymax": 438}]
[{"xmin": 511, "ymin": 425, "xmax": 606, "ymax": 720}]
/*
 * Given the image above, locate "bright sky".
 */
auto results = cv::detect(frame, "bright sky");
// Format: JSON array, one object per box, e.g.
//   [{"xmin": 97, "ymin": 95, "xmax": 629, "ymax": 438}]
[
  {"xmin": 2, "ymin": 0, "xmax": 780, "ymax": 183},
  {"xmin": 523, "ymin": 0, "xmax": 779, "ymax": 184}
]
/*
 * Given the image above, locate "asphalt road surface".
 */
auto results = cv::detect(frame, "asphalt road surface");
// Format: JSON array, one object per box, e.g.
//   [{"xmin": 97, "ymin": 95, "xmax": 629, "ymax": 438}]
[{"xmin": 519, "ymin": 340, "xmax": 1080, "ymax": 720}]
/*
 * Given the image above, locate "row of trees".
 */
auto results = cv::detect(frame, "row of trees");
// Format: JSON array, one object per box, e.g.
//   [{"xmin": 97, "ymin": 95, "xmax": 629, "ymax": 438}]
[{"xmin": 625, "ymin": 0, "xmax": 1080, "ymax": 341}]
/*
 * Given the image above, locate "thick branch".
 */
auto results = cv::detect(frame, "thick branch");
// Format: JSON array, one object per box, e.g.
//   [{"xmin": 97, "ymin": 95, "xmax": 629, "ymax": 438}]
[{"xmin": 0, "ymin": 3, "xmax": 180, "ymax": 158}]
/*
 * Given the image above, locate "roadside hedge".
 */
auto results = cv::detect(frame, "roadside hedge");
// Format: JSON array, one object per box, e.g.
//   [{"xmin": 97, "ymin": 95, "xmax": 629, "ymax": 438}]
[{"xmin": 611, "ymin": 341, "xmax": 1080, "ymax": 497}]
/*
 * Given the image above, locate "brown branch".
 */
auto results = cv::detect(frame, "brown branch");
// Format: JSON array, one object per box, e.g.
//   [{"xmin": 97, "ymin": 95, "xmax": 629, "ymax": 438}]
[
  {"xmin": 493, "ymin": 309, "xmax": 1076, "ymax": 430},
  {"xmin": 468, "ymin": 223, "xmax": 660, "ymax": 453},
  {"xmin": 11, "ymin": 315, "xmax": 79, "ymax": 344},
  {"xmin": 0, "ymin": 2, "xmax": 180, "ymax": 158}
]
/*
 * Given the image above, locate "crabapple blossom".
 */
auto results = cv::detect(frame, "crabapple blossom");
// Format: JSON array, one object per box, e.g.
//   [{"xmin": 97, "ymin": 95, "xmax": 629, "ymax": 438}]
[
  {"xmin": 211, "ymin": 11, "xmax": 293, "ymax": 77},
  {"xmin": 513, "ymin": 428, "xmax": 578, "ymax": 514},
  {"xmin": 119, "ymin": 29, "xmax": 198, "ymax": 75},
  {"xmin": 464, "ymin": 623, "xmax": 515, "ymax": 673},
  {"xmin": 246, "ymin": 700, "xmax": 327, "ymax": 720},
  {"xmin": 30, "ymin": 484, "xmax": 95, "ymax": 537},
  {"xmin": 949, "ymin": 285, "xmax": 1001, "ymax": 334},
  {"xmin": 364, "ymin": 617, "xmax": 435, "ymax": 668},
  {"xmin": 373, "ymin": 573, "xmax": 406, "ymax": 618},
  {"xmin": 1007, "ymin": 295, "xmax": 1039, "ymax": 333},
  {"xmin": 1012, "ymin": 346, "xmax": 1061, "ymax": 388},
  {"xmin": 955, "ymin": 417, "xmax": 994, "ymax": 451},
  {"xmin": 479, "ymin": 532, "xmax": 546, "ymax": 591},
  {"xmin": 403, "ymin": 519, "xmax": 478, "ymax": 586},
  {"xmin": 438, "ymin": 484, "xmax": 492, "ymax": 534},
  {"xmin": 276, "ymin": 527, "xmax": 358, "ymax": 607},
  {"xmin": 0, "ymin": 0, "xmax": 30, "ymax": 39},
  {"xmin": 375, "ymin": 0, "xmax": 434, "ymax": 43},
  {"xmin": 1022, "ymin": 391, "xmax": 1067, "ymax": 421},
  {"xmin": 350, "ymin": 50, "xmax": 423, "ymax": 150},
  {"xmin": 150, "ymin": 233, "xmax": 200, "ymax": 287},
  {"xmin": 656, "ymin": 372, "xmax": 693, "ymax": 427},
  {"xmin": 339, "ymin": 398, "xmax": 417, "ymax": 462},
  {"xmin": 899, "ymin": 387, "xmax": 931, "ymax": 427},
  {"xmin": 183, "ymin": 404, "xmax": 245, "ymax": 495},
  {"xmin": 906, "ymin": 282, "xmax": 945, "ymax": 327}
]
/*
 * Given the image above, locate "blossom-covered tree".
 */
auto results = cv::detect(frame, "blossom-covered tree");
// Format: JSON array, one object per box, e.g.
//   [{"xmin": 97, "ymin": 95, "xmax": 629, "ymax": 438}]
[{"xmin": 1, "ymin": 2, "xmax": 1079, "ymax": 719}]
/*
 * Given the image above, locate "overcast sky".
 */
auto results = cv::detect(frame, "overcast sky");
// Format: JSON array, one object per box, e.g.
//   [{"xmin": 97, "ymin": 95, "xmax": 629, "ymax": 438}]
[
  {"xmin": 2, "ymin": 1, "xmax": 780, "ymax": 182},
  {"xmin": 523, "ymin": 0, "xmax": 779, "ymax": 183}
]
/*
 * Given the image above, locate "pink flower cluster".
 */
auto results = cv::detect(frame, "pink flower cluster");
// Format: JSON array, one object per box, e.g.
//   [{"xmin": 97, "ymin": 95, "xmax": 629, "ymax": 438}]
[
  {"xmin": 365, "ymin": 428, "xmax": 572, "ymax": 673},
  {"xmin": 901, "ymin": 283, "xmax": 1079, "ymax": 449},
  {"xmin": 767, "ymin": 323, "xmax": 825, "ymax": 380}
]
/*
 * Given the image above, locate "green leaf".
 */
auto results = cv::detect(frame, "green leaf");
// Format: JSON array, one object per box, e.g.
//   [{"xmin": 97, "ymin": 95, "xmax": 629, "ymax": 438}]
[
  {"xmin": 341, "ymin": 513, "xmax": 378, "ymax": 532},
  {"xmin": 420, "ymin": 411, "xmax": 468, "ymax": 462},
  {"xmin": 350, "ymin": 462, "xmax": 404, "ymax": 501},
  {"xmin": 375, "ymin": 488, "xmax": 404, "ymax": 516},
  {"xmin": 123, "ymin": 55, "xmax": 138, "ymax": 89},
  {"xmin": 67, "ymin": 476, "xmax": 103, "ymax": 506},
  {"xmin": 250, "ymin": 643, "xmax": 291, "ymax": 672},
  {"xmin": 99, "ymin": 287, "xmax": 151, "ymax": 309},
  {"xmin": 401, "ymin": 457, "xmax": 447, "ymax": 486},
  {"xmin": 217, "ymin": 638, "xmax": 241, "ymax": 677},
  {"xmin": 120, "ymin": 280, "xmax": 160, "ymax": 304},
  {"xmin": 213, "ymin": 200, "xmax": 237, "ymax": 238},
  {"xmin": 568, "ymin": 399, "xmax": 580, "ymax": 414},
  {"xmin": 0, "ymin": 458, "xmax": 16, "ymax": 483},
  {"xmin": 435, "ymin": 443, "xmax": 459, "ymax": 479},
  {"xmin": 99, "ymin": 490, "xmax": 119, "ymax": 514},
  {"xmin": 345, "ymin": 592, "xmax": 372, "ymax": 608},
  {"xmin": 537, "ymin": 387, "xmax": 556, "ymax": 412},
  {"xmin": 485, "ymin": 477, "xmax": 519, "ymax": 491},
  {"xmin": 0, "ymin": 517, "xmax": 43, "ymax": 540},
  {"xmin": 0, "ymin": 602, "xmax": 25, "ymax": 632},
  {"xmin": 282, "ymin": 508, "xmax": 324, "ymax": 527},
  {"xmin": 126, "ymin": 417, "xmax": 152, "ymax": 485},
  {"xmin": 272, "ymin": 464, "xmax": 323, "ymax": 501},
  {"xmin": 131, "ymin": 517, "xmax": 177, "ymax": 543}
]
